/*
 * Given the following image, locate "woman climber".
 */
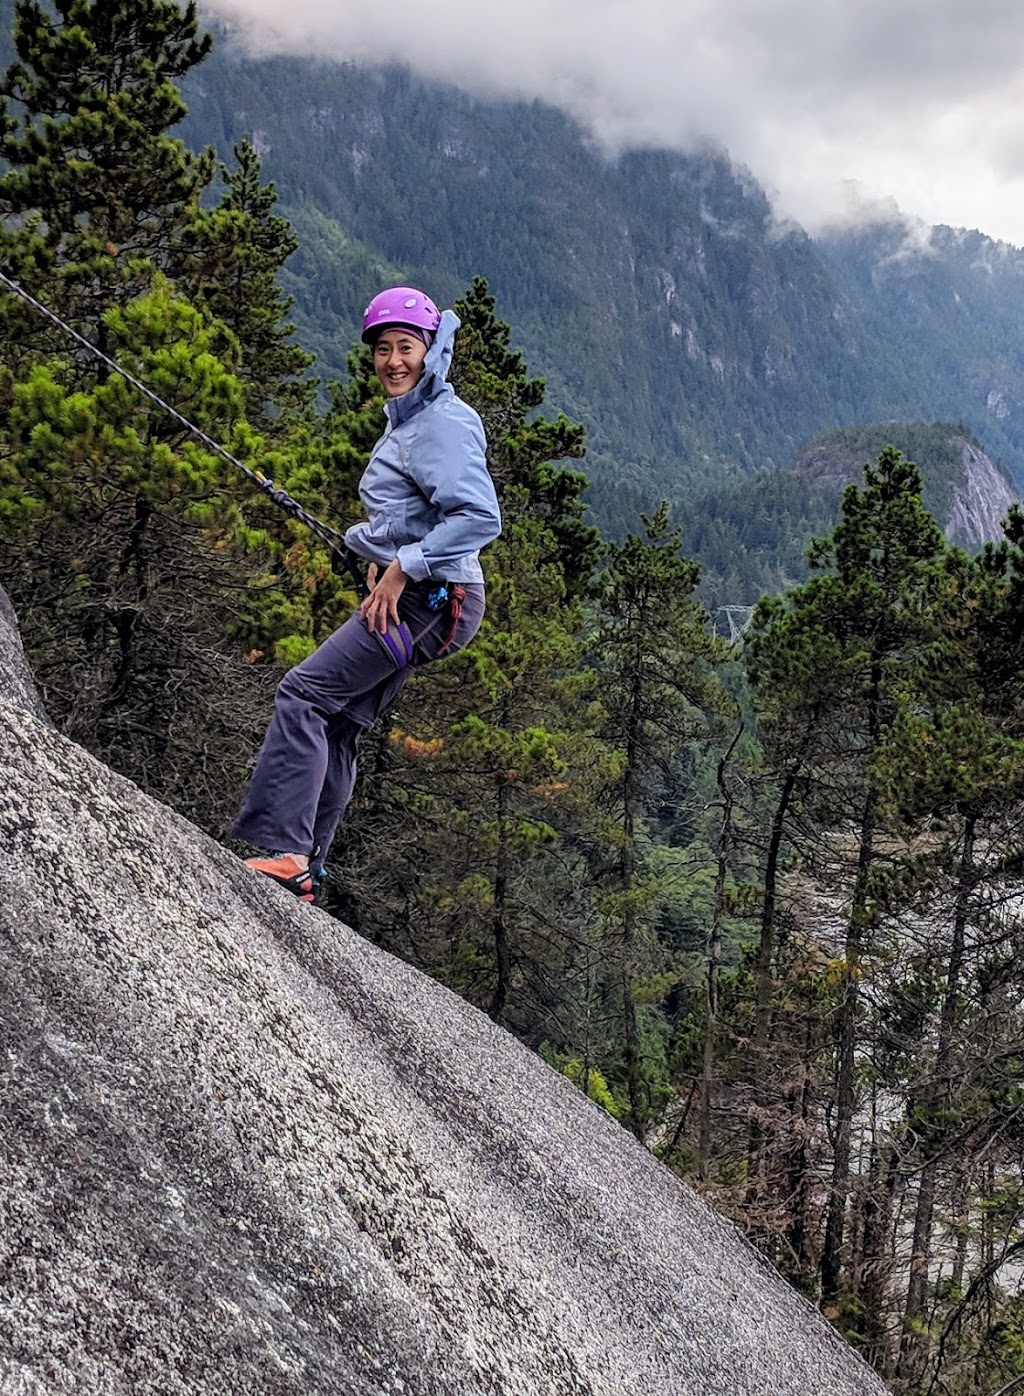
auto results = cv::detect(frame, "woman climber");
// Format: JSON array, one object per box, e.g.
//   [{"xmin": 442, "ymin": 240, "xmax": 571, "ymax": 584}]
[{"xmin": 233, "ymin": 286, "xmax": 501, "ymax": 902}]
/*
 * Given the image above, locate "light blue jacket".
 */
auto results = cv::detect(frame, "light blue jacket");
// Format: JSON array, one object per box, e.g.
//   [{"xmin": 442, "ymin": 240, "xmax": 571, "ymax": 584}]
[{"xmin": 345, "ymin": 310, "xmax": 501, "ymax": 584}]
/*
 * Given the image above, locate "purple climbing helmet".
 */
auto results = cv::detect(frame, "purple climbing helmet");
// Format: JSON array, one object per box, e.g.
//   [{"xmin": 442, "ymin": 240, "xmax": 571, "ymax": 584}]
[{"xmin": 361, "ymin": 286, "xmax": 441, "ymax": 345}]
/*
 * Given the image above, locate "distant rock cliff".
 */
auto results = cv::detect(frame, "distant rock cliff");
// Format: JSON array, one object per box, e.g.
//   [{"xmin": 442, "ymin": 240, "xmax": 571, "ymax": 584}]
[
  {"xmin": 0, "ymin": 589, "xmax": 884, "ymax": 1396},
  {"xmin": 945, "ymin": 439, "xmax": 1018, "ymax": 548},
  {"xmin": 793, "ymin": 421, "xmax": 1018, "ymax": 549}
]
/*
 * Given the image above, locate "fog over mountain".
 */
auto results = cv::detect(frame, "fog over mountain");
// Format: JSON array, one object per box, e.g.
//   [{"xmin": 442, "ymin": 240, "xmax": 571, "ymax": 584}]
[
  {"xmin": 4, "ymin": 0, "xmax": 1023, "ymax": 545},
  {"xmin": 172, "ymin": 41, "xmax": 1024, "ymax": 524},
  {"xmin": 204, "ymin": 0, "xmax": 1024, "ymax": 246}
]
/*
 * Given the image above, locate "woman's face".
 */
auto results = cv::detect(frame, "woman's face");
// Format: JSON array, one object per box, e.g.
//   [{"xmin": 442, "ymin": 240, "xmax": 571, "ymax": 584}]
[{"xmin": 373, "ymin": 328, "xmax": 428, "ymax": 397}]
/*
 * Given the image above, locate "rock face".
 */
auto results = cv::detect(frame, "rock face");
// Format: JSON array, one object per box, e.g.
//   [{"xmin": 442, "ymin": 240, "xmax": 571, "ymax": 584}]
[
  {"xmin": 0, "ymin": 588, "xmax": 50, "ymax": 727},
  {"xmin": 0, "ymin": 591, "xmax": 885, "ymax": 1396},
  {"xmin": 794, "ymin": 422, "xmax": 1018, "ymax": 549},
  {"xmin": 946, "ymin": 439, "xmax": 1018, "ymax": 548}
]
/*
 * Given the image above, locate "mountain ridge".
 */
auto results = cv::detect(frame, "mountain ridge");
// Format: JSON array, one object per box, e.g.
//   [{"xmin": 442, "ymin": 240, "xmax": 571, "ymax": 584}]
[
  {"xmin": 173, "ymin": 29, "xmax": 1024, "ymax": 525},
  {"xmin": 792, "ymin": 421, "xmax": 1017, "ymax": 549},
  {"xmin": 678, "ymin": 420, "xmax": 1016, "ymax": 605},
  {"xmin": 2, "ymin": 0, "xmax": 1022, "ymax": 535}
]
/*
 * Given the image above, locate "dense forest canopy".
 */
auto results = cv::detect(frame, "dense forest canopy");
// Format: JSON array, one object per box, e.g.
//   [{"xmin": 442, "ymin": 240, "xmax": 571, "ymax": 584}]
[{"xmin": 2, "ymin": 5, "xmax": 1024, "ymax": 1394}]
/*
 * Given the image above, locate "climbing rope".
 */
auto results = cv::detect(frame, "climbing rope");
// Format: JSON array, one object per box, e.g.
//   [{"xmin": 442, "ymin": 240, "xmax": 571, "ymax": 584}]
[{"xmin": 0, "ymin": 268, "xmax": 369, "ymax": 597}]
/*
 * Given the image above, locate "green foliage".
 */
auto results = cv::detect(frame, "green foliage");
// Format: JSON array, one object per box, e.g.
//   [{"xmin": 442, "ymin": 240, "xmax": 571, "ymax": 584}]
[
  {"xmin": 588, "ymin": 502, "xmax": 730, "ymax": 1137},
  {"xmin": 0, "ymin": 0, "xmax": 348, "ymax": 828},
  {"xmin": 182, "ymin": 135, "xmax": 316, "ymax": 429},
  {"xmin": 558, "ymin": 1059, "xmax": 623, "ymax": 1118},
  {"xmin": 674, "ymin": 419, "xmax": 1005, "ymax": 609},
  {"xmin": 747, "ymin": 446, "xmax": 949, "ymax": 830},
  {"xmin": 594, "ymin": 502, "xmax": 730, "ymax": 777},
  {"xmin": 798, "ymin": 421, "xmax": 990, "ymax": 524},
  {"xmin": 0, "ymin": 0, "xmax": 213, "ymax": 321},
  {"xmin": 4, "ymin": 283, "xmax": 243, "ymax": 520},
  {"xmin": 452, "ymin": 276, "xmax": 601, "ymax": 597},
  {"xmin": 0, "ymin": 279, "xmax": 287, "ymax": 831}
]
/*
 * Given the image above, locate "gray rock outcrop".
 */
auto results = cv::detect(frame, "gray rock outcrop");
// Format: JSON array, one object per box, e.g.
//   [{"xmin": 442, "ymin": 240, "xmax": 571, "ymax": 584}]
[
  {"xmin": 0, "ymin": 590, "xmax": 885, "ymax": 1396},
  {"xmin": 945, "ymin": 439, "xmax": 1018, "ymax": 548},
  {"xmin": 793, "ymin": 423, "xmax": 1018, "ymax": 549}
]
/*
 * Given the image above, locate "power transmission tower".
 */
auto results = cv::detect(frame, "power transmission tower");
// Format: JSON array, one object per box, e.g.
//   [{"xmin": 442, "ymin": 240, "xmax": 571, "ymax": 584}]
[{"xmin": 718, "ymin": 605, "xmax": 755, "ymax": 643}]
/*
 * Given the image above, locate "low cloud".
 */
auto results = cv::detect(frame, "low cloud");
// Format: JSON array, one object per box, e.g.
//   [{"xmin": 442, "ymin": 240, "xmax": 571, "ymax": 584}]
[{"xmin": 204, "ymin": 0, "xmax": 1024, "ymax": 246}]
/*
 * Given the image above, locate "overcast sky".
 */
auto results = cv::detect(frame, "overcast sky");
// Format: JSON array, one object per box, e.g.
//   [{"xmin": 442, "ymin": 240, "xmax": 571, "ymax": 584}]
[{"xmin": 205, "ymin": 0, "xmax": 1024, "ymax": 248}]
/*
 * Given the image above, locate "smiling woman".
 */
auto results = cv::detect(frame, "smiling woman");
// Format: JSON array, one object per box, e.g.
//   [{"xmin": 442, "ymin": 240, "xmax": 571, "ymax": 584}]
[
  {"xmin": 232, "ymin": 284, "xmax": 502, "ymax": 902},
  {"xmin": 365, "ymin": 288, "xmax": 435, "ymax": 399},
  {"xmin": 373, "ymin": 327, "xmax": 429, "ymax": 397}
]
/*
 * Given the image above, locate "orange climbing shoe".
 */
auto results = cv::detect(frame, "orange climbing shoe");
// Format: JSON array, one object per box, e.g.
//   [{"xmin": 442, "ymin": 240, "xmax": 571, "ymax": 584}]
[{"xmin": 244, "ymin": 853, "xmax": 315, "ymax": 903}]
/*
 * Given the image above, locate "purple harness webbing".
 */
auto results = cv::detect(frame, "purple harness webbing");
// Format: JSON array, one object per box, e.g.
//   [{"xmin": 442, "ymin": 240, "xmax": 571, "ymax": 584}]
[
  {"xmin": 371, "ymin": 583, "xmax": 468, "ymax": 672},
  {"xmin": 376, "ymin": 621, "xmax": 416, "ymax": 671}
]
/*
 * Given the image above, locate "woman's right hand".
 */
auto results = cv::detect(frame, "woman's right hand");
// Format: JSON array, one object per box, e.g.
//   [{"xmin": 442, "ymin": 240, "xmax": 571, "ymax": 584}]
[{"xmin": 360, "ymin": 559, "xmax": 408, "ymax": 634}]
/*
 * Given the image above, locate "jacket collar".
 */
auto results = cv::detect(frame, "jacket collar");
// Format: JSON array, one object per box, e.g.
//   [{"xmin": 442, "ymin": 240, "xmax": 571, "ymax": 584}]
[{"xmin": 384, "ymin": 308, "xmax": 460, "ymax": 428}]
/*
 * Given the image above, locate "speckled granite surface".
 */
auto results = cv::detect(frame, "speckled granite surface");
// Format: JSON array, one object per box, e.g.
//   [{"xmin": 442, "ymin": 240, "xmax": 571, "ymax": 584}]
[{"xmin": 0, "ymin": 589, "xmax": 885, "ymax": 1396}]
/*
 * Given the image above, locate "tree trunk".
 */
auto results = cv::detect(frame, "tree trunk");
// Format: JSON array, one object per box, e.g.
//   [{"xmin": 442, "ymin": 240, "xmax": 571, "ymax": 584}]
[
  {"xmin": 621, "ymin": 716, "xmax": 644, "ymax": 1140},
  {"xmin": 820, "ymin": 801, "xmax": 874, "ymax": 1304},
  {"xmin": 621, "ymin": 954, "xmax": 644, "ymax": 1140},
  {"xmin": 821, "ymin": 649, "xmax": 886, "ymax": 1306},
  {"xmin": 700, "ymin": 725, "xmax": 741, "ymax": 1178},
  {"xmin": 747, "ymin": 759, "xmax": 803, "ymax": 1202},
  {"xmin": 488, "ymin": 779, "xmax": 512, "ymax": 1022},
  {"xmin": 782, "ymin": 1009, "xmax": 819, "ymax": 1295},
  {"xmin": 856, "ymin": 1130, "xmax": 900, "ymax": 1376},
  {"xmin": 821, "ymin": 651, "xmax": 884, "ymax": 1306},
  {"xmin": 897, "ymin": 815, "xmax": 975, "ymax": 1385}
]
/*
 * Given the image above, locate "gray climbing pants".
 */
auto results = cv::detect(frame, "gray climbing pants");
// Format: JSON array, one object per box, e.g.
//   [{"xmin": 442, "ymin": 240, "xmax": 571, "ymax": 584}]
[{"xmin": 232, "ymin": 583, "xmax": 485, "ymax": 868}]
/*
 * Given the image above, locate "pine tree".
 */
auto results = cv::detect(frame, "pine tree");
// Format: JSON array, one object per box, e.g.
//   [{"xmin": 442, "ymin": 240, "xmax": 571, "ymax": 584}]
[
  {"xmin": 698, "ymin": 721, "xmax": 744, "ymax": 1179},
  {"xmin": 871, "ymin": 529, "xmax": 1024, "ymax": 1386},
  {"xmin": 182, "ymin": 135, "xmax": 316, "ymax": 431},
  {"xmin": 815, "ymin": 448, "xmax": 947, "ymax": 1307},
  {"xmin": 747, "ymin": 446, "xmax": 949, "ymax": 1305},
  {"xmin": 451, "ymin": 276, "xmax": 601, "ymax": 595},
  {"xmin": 0, "ymin": 0, "xmax": 213, "ymax": 350},
  {"xmin": 0, "ymin": 3, "xmax": 340, "ymax": 831},
  {"xmin": 742, "ymin": 584, "xmax": 851, "ymax": 1246},
  {"xmin": 0, "ymin": 281, "xmax": 271, "ymax": 829},
  {"xmin": 591, "ymin": 502, "xmax": 729, "ymax": 1138}
]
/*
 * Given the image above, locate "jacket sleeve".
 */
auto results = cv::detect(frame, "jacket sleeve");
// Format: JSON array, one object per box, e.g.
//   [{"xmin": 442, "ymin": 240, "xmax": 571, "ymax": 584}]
[{"xmin": 395, "ymin": 401, "xmax": 502, "ymax": 581}]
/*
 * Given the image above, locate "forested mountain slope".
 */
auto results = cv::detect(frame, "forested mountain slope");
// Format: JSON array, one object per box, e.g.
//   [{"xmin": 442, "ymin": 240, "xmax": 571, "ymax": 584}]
[
  {"xmin": 680, "ymin": 421, "xmax": 1018, "ymax": 605},
  {"xmin": 169, "ymin": 25, "xmax": 1024, "ymax": 530},
  {"xmin": 3, "ymin": 2, "xmax": 1021, "ymax": 533}
]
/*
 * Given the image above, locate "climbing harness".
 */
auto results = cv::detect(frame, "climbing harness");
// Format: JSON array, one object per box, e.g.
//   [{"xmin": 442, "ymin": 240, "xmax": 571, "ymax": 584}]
[
  {"xmin": 433, "ymin": 582, "xmax": 466, "ymax": 656},
  {"xmin": 374, "ymin": 580, "xmax": 467, "ymax": 673},
  {"xmin": 0, "ymin": 267, "xmax": 373, "ymax": 601}
]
